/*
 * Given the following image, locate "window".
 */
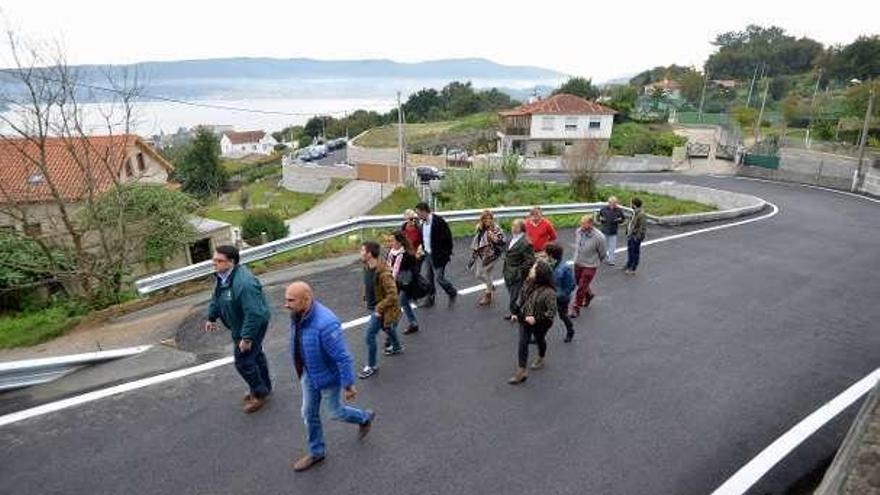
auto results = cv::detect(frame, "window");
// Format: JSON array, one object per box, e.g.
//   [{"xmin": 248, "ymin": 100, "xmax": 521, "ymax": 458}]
[
  {"xmin": 124, "ymin": 158, "xmax": 134, "ymax": 178},
  {"xmin": 564, "ymin": 117, "xmax": 578, "ymax": 131},
  {"xmin": 24, "ymin": 222, "xmax": 42, "ymax": 237},
  {"xmin": 564, "ymin": 140, "xmax": 573, "ymax": 146},
  {"xmin": 136, "ymin": 153, "xmax": 146, "ymax": 172},
  {"xmin": 541, "ymin": 116, "xmax": 555, "ymax": 131},
  {"xmin": 588, "ymin": 119, "xmax": 602, "ymax": 130}
]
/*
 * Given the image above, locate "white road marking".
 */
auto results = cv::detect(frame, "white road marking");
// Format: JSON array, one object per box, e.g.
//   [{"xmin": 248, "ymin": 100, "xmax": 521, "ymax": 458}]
[
  {"xmin": 710, "ymin": 367, "xmax": 880, "ymax": 495},
  {"xmin": 0, "ymin": 200, "xmax": 778, "ymax": 427},
  {"xmin": 710, "ymin": 175, "xmax": 880, "ymax": 204}
]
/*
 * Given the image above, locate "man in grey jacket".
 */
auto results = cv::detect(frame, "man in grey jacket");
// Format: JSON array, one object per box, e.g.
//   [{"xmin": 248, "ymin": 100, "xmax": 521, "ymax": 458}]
[{"xmin": 570, "ymin": 215, "xmax": 606, "ymax": 318}]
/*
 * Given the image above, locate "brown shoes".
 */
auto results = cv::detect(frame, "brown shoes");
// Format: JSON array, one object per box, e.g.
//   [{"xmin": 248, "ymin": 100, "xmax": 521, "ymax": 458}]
[
  {"xmin": 507, "ymin": 368, "xmax": 528, "ymax": 385},
  {"xmin": 292, "ymin": 454, "xmax": 325, "ymax": 472},
  {"xmin": 243, "ymin": 394, "xmax": 269, "ymax": 414},
  {"xmin": 477, "ymin": 291, "xmax": 493, "ymax": 307}
]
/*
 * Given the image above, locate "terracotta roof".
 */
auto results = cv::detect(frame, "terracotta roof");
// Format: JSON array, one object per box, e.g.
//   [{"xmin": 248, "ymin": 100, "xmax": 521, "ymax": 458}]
[
  {"xmin": 0, "ymin": 134, "xmax": 173, "ymax": 204},
  {"xmin": 223, "ymin": 130, "xmax": 267, "ymax": 144},
  {"xmin": 500, "ymin": 93, "xmax": 616, "ymax": 116}
]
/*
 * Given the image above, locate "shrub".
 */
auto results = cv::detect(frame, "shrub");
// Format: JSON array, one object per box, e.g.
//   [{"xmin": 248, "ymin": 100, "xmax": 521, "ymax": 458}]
[
  {"xmin": 652, "ymin": 132, "xmax": 687, "ymax": 156},
  {"xmin": 241, "ymin": 210, "xmax": 289, "ymax": 244},
  {"xmin": 500, "ymin": 154, "xmax": 522, "ymax": 186}
]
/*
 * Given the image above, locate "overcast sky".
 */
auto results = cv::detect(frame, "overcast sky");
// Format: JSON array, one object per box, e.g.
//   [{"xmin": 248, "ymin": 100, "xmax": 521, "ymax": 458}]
[{"xmin": 1, "ymin": 0, "xmax": 877, "ymax": 82}]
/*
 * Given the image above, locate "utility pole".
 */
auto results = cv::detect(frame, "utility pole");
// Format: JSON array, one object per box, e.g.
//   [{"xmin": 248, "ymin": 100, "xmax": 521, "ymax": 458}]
[
  {"xmin": 754, "ymin": 77, "xmax": 770, "ymax": 143},
  {"xmin": 855, "ymin": 79, "xmax": 875, "ymax": 190},
  {"xmin": 746, "ymin": 63, "xmax": 759, "ymax": 108},
  {"xmin": 697, "ymin": 68, "xmax": 708, "ymax": 123},
  {"xmin": 397, "ymin": 91, "xmax": 404, "ymax": 186},
  {"xmin": 806, "ymin": 69, "xmax": 822, "ymax": 147}
]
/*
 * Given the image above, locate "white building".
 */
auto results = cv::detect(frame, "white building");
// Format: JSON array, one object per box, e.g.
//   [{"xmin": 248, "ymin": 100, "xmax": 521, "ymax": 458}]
[
  {"xmin": 220, "ymin": 130, "xmax": 278, "ymax": 158},
  {"xmin": 497, "ymin": 93, "xmax": 616, "ymax": 156}
]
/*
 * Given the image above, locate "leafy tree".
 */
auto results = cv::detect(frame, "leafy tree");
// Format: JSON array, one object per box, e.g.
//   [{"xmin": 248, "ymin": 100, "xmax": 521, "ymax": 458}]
[
  {"xmin": 82, "ymin": 185, "xmax": 198, "ymax": 268},
  {"xmin": 822, "ymin": 36, "xmax": 880, "ymax": 82},
  {"xmin": 304, "ymin": 116, "xmax": 326, "ymax": 138},
  {"xmin": 679, "ymin": 70, "xmax": 705, "ymax": 104},
  {"xmin": 241, "ymin": 211, "xmax": 289, "ymax": 244},
  {"xmin": 403, "ymin": 89, "xmax": 444, "ymax": 122},
  {"xmin": 706, "ymin": 25, "xmax": 823, "ymax": 79},
  {"xmin": 733, "ymin": 105, "xmax": 759, "ymax": 129},
  {"xmin": 553, "ymin": 77, "xmax": 599, "ymax": 100},
  {"xmin": 604, "ymin": 85, "xmax": 638, "ymax": 118},
  {"xmin": 843, "ymin": 80, "xmax": 880, "ymax": 118},
  {"xmin": 629, "ymin": 65, "xmax": 694, "ymax": 87},
  {"xmin": 175, "ymin": 128, "xmax": 227, "ymax": 200}
]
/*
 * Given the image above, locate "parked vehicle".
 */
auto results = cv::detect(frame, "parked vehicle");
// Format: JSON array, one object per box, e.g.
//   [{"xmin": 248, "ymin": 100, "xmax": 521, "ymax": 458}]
[
  {"xmin": 309, "ymin": 145, "xmax": 327, "ymax": 160},
  {"xmin": 416, "ymin": 166, "xmax": 445, "ymax": 183},
  {"xmin": 297, "ymin": 149, "xmax": 312, "ymax": 161}
]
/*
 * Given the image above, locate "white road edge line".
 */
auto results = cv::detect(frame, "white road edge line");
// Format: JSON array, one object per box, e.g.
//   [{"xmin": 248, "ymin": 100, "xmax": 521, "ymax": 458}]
[
  {"xmin": 0, "ymin": 201, "xmax": 779, "ymax": 428},
  {"xmin": 710, "ymin": 175, "xmax": 880, "ymax": 204},
  {"xmin": 711, "ymin": 367, "xmax": 880, "ymax": 495}
]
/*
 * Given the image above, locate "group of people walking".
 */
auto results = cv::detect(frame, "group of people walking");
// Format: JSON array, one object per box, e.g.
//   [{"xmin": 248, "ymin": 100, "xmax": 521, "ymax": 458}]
[{"xmin": 203, "ymin": 196, "xmax": 647, "ymax": 471}]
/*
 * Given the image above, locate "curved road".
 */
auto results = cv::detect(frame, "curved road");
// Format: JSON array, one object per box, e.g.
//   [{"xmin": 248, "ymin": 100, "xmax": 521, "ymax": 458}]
[{"xmin": 1, "ymin": 175, "xmax": 878, "ymax": 495}]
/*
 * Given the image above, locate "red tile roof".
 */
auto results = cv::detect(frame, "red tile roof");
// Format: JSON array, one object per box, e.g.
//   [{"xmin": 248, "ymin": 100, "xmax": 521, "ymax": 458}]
[
  {"xmin": 223, "ymin": 130, "xmax": 267, "ymax": 144},
  {"xmin": 0, "ymin": 134, "xmax": 173, "ymax": 204},
  {"xmin": 500, "ymin": 93, "xmax": 616, "ymax": 116}
]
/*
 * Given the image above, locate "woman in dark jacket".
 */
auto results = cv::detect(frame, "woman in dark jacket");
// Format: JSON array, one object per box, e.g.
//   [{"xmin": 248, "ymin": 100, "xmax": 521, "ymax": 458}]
[
  {"xmin": 508, "ymin": 261, "xmax": 557, "ymax": 385},
  {"xmin": 386, "ymin": 231, "xmax": 421, "ymax": 335}
]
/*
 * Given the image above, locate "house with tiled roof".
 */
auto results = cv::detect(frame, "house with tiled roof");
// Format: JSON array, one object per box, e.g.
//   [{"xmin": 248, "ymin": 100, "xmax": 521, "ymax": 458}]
[
  {"xmin": 0, "ymin": 134, "xmax": 233, "ymax": 269},
  {"xmin": 220, "ymin": 130, "xmax": 277, "ymax": 158},
  {"xmin": 497, "ymin": 93, "xmax": 616, "ymax": 156}
]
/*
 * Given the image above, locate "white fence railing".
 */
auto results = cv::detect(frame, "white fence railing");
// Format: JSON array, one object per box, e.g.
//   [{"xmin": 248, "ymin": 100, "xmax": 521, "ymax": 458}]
[{"xmin": 134, "ymin": 203, "xmax": 605, "ymax": 295}]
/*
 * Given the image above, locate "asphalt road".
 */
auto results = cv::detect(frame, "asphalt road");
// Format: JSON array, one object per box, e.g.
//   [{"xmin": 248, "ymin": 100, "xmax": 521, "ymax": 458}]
[{"xmin": 1, "ymin": 174, "xmax": 878, "ymax": 495}]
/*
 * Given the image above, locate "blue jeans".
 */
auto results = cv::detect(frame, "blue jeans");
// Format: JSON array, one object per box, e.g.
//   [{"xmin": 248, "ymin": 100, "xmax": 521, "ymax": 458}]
[
  {"xmin": 300, "ymin": 373, "xmax": 369, "ymax": 457},
  {"xmin": 626, "ymin": 236, "xmax": 642, "ymax": 270},
  {"xmin": 365, "ymin": 313, "xmax": 401, "ymax": 368},
  {"xmin": 399, "ymin": 291, "xmax": 418, "ymax": 325},
  {"xmin": 606, "ymin": 234, "xmax": 617, "ymax": 264}
]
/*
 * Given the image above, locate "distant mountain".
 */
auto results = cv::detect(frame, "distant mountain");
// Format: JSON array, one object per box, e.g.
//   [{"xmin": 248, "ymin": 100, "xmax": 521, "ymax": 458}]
[{"xmin": 74, "ymin": 57, "xmax": 566, "ymax": 81}]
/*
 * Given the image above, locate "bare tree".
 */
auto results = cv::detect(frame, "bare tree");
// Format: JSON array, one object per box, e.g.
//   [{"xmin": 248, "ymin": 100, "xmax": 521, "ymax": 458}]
[
  {"xmin": 562, "ymin": 140, "xmax": 609, "ymax": 201},
  {"xmin": 0, "ymin": 30, "xmax": 192, "ymax": 304}
]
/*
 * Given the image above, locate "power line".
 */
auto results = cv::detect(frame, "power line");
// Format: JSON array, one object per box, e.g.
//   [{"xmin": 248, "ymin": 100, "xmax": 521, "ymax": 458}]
[{"xmin": 8, "ymin": 72, "xmax": 389, "ymax": 118}]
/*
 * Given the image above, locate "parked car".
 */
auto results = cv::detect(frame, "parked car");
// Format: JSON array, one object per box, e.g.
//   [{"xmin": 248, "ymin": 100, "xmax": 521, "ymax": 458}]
[
  {"xmin": 296, "ymin": 149, "xmax": 312, "ymax": 161},
  {"xmin": 309, "ymin": 145, "xmax": 327, "ymax": 160},
  {"xmin": 416, "ymin": 166, "xmax": 445, "ymax": 183}
]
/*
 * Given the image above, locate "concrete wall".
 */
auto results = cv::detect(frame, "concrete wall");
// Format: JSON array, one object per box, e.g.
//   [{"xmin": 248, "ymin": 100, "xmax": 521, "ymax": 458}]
[
  {"xmin": 281, "ymin": 162, "xmax": 355, "ymax": 194},
  {"xmin": 861, "ymin": 169, "xmax": 880, "ymax": 197},
  {"xmin": 347, "ymin": 144, "xmax": 446, "ymax": 168},
  {"xmin": 616, "ymin": 181, "xmax": 767, "ymax": 225}
]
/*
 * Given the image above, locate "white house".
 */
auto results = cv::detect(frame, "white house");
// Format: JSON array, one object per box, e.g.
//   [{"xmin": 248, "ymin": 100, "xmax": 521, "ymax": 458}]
[
  {"xmin": 220, "ymin": 130, "xmax": 278, "ymax": 158},
  {"xmin": 497, "ymin": 93, "xmax": 616, "ymax": 156}
]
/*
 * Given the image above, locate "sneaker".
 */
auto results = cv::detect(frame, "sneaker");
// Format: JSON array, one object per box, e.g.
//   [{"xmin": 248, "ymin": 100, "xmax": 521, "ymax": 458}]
[
  {"xmin": 608, "ymin": 261, "xmax": 616, "ymax": 266},
  {"xmin": 358, "ymin": 410, "xmax": 376, "ymax": 440},
  {"xmin": 418, "ymin": 296, "xmax": 435, "ymax": 308},
  {"xmin": 403, "ymin": 324, "xmax": 419, "ymax": 335},
  {"xmin": 384, "ymin": 345, "xmax": 404, "ymax": 356},
  {"xmin": 358, "ymin": 366, "xmax": 377, "ymax": 379}
]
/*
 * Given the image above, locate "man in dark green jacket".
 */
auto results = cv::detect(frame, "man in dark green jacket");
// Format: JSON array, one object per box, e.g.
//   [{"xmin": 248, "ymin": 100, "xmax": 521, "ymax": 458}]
[
  {"xmin": 625, "ymin": 197, "xmax": 648, "ymax": 275},
  {"xmin": 205, "ymin": 245, "xmax": 273, "ymax": 413}
]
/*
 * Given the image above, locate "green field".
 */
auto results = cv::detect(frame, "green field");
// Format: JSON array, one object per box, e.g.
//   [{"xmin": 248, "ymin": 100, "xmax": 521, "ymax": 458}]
[
  {"xmin": 202, "ymin": 178, "xmax": 348, "ymax": 225},
  {"xmin": 355, "ymin": 113, "xmax": 498, "ymax": 149}
]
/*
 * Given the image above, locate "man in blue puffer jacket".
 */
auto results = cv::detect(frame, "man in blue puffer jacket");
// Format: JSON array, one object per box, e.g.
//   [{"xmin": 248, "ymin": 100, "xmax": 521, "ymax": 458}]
[
  {"xmin": 545, "ymin": 243, "xmax": 577, "ymax": 343},
  {"xmin": 284, "ymin": 281, "xmax": 376, "ymax": 472}
]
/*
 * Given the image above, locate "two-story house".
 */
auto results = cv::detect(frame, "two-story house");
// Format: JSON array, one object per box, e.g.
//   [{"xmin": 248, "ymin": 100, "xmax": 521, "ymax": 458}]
[
  {"xmin": 220, "ymin": 130, "xmax": 277, "ymax": 158},
  {"xmin": 497, "ymin": 93, "xmax": 616, "ymax": 157}
]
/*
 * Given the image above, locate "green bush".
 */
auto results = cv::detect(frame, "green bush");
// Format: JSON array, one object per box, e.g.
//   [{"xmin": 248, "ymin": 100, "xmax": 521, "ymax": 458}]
[
  {"xmin": 241, "ymin": 210, "xmax": 289, "ymax": 244},
  {"xmin": 610, "ymin": 123, "xmax": 655, "ymax": 155},
  {"xmin": 652, "ymin": 132, "xmax": 687, "ymax": 156}
]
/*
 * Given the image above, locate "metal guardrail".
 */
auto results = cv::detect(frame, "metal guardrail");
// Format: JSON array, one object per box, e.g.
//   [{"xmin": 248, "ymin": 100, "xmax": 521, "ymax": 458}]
[
  {"xmin": 135, "ymin": 203, "xmax": 605, "ymax": 295},
  {"xmin": 0, "ymin": 345, "xmax": 153, "ymax": 391}
]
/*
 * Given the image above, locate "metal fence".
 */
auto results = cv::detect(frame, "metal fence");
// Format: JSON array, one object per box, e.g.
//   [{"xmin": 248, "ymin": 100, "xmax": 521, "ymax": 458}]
[{"xmin": 134, "ymin": 203, "xmax": 606, "ymax": 295}]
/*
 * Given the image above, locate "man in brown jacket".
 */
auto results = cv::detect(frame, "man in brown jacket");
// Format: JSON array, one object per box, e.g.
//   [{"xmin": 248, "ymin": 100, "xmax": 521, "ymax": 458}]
[{"xmin": 358, "ymin": 241, "xmax": 403, "ymax": 379}]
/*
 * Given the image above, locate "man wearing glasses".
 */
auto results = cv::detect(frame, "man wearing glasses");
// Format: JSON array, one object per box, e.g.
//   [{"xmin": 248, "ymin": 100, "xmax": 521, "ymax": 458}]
[{"xmin": 204, "ymin": 245, "xmax": 273, "ymax": 413}]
